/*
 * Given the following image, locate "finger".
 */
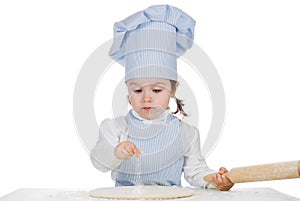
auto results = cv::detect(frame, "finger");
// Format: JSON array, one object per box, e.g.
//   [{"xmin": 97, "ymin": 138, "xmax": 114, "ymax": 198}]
[
  {"xmin": 216, "ymin": 174, "xmax": 224, "ymax": 184},
  {"xmin": 218, "ymin": 167, "xmax": 228, "ymax": 174},
  {"xmin": 115, "ymin": 149, "xmax": 129, "ymax": 160},
  {"xmin": 133, "ymin": 148, "xmax": 143, "ymax": 156},
  {"xmin": 222, "ymin": 175, "xmax": 234, "ymax": 186},
  {"xmin": 120, "ymin": 152, "xmax": 130, "ymax": 160},
  {"xmin": 116, "ymin": 142, "xmax": 131, "ymax": 154},
  {"xmin": 115, "ymin": 145, "xmax": 130, "ymax": 156},
  {"xmin": 219, "ymin": 177, "xmax": 233, "ymax": 191},
  {"xmin": 115, "ymin": 142, "xmax": 137, "ymax": 159},
  {"xmin": 124, "ymin": 142, "xmax": 140, "ymax": 156},
  {"xmin": 124, "ymin": 144, "xmax": 134, "ymax": 156},
  {"xmin": 127, "ymin": 142, "xmax": 139, "ymax": 155},
  {"xmin": 212, "ymin": 174, "xmax": 218, "ymax": 187},
  {"xmin": 212, "ymin": 173, "xmax": 233, "ymax": 191},
  {"xmin": 212, "ymin": 174, "xmax": 222, "ymax": 187},
  {"xmin": 217, "ymin": 182, "xmax": 229, "ymax": 191}
]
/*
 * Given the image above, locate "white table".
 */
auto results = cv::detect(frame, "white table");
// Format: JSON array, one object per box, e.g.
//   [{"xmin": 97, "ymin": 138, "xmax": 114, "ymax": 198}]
[{"xmin": 0, "ymin": 188, "xmax": 299, "ymax": 201}]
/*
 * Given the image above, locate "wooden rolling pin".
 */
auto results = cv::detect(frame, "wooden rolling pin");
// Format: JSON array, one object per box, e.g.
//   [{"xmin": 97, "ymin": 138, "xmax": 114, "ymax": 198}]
[{"xmin": 204, "ymin": 160, "xmax": 300, "ymax": 183}]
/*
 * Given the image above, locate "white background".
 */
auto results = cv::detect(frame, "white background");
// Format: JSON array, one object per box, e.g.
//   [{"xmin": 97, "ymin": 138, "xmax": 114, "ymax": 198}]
[{"xmin": 1, "ymin": 0, "xmax": 300, "ymax": 199}]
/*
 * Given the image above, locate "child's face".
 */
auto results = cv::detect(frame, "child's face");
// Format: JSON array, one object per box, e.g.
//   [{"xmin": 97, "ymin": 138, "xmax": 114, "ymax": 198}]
[{"xmin": 127, "ymin": 78, "xmax": 173, "ymax": 120}]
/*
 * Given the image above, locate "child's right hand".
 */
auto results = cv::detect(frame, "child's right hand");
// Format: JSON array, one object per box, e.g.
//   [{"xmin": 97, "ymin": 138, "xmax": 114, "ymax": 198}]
[{"xmin": 114, "ymin": 141, "xmax": 143, "ymax": 160}]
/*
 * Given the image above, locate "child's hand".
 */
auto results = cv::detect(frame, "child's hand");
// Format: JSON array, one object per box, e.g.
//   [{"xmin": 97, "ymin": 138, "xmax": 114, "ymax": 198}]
[
  {"xmin": 114, "ymin": 141, "xmax": 143, "ymax": 160},
  {"xmin": 212, "ymin": 167, "xmax": 234, "ymax": 191}
]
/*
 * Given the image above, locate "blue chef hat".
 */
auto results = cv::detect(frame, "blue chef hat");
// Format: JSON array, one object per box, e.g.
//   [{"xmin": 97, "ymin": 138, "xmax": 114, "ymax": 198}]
[{"xmin": 109, "ymin": 5, "xmax": 196, "ymax": 81}]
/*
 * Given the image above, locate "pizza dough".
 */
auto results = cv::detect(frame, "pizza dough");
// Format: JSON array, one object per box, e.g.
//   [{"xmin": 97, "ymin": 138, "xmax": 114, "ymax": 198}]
[{"xmin": 89, "ymin": 186, "xmax": 196, "ymax": 200}]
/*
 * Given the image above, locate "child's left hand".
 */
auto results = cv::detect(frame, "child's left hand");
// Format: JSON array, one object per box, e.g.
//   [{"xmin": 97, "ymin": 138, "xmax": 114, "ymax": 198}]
[{"xmin": 212, "ymin": 167, "xmax": 234, "ymax": 191}]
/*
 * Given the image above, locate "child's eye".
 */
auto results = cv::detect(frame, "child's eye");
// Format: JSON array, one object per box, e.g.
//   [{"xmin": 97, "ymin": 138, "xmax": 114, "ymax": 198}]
[
  {"xmin": 134, "ymin": 89, "xmax": 142, "ymax": 93},
  {"xmin": 153, "ymin": 89, "xmax": 162, "ymax": 93}
]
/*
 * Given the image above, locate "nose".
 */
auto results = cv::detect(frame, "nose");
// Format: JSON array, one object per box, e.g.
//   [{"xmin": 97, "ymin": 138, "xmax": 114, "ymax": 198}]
[
  {"xmin": 144, "ymin": 96, "xmax": 152, "ymax": 102},
  {"xmin": 143, "ymin": 91, "xmax": 152, "ymax": 102}
]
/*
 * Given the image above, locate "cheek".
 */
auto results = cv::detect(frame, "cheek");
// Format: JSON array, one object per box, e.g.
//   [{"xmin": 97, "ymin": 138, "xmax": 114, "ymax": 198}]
[
  {"xmin": 128, "ymin": 94, "xmax": 140, "ymax": 104},
  {"xmin": 156, "ymin": 95, "xmax": 171, "ymax": 106}
]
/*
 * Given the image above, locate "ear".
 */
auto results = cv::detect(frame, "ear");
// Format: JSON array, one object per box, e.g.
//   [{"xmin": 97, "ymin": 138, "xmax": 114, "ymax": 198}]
[{"xmin": 127, "ymin": 95, "xmax": 131, "ymax": 105}]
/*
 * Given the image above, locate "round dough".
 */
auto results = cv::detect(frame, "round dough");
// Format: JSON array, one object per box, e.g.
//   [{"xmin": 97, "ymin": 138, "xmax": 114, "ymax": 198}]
[{"xmin": 89, "ymin": 186, "xmax": 196, "ymax": 199}]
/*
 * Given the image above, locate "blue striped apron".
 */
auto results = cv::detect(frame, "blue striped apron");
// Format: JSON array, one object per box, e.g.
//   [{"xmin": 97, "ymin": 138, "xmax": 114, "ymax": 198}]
[{"xmin": 116, "ymin": 110, "xmax": 184, "ymax": 186}]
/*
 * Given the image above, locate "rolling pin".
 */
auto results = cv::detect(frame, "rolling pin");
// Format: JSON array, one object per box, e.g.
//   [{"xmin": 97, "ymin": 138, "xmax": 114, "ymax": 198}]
[{"xmin": 204, "ymin": 160, "xmax": 300, "ymax": 183}]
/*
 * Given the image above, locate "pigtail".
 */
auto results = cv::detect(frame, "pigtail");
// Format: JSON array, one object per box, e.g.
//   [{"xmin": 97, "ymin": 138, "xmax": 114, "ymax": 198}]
[
  {"xmin": 170, "ymin": 80, "xmax": 188, "ymax": 117},
  {"xmin": 172, "ymin": 96, "xmax": 188, "ymax": 116}
]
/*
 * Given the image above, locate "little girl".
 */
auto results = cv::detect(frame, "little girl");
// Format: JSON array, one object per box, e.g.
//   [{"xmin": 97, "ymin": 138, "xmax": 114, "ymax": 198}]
[{"xmin": 91, "ymin": 5, "xmax": 233, "ymax": 191}]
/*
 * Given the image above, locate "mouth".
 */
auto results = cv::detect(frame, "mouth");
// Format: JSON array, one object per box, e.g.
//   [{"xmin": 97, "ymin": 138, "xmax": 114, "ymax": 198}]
[{"xmin": 142, "ymin": 107, "xmax": 152, "ymax": 111}]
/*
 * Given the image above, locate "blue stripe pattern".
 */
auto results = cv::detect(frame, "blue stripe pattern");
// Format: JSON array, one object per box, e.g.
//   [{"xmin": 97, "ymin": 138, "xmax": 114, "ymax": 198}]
[
  {"xmin": 116, "ymin": 110, "xmax": 184, "ymax": 186},
  {"xmin": 124, "ymin": 21, "xmax": 178, "ymax": 81},
  {"xmin": 109, "ymin": 5, "xmax": 196, "ymax": 82}
]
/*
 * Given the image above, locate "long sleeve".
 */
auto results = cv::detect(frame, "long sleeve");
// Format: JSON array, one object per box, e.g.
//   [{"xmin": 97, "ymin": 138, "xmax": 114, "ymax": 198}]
[
  {"xmin": 90, "ymin": 117, "xmax": 127, "ymax": 172},
  {"xmin": 181, "ymin": 122, "xmax": 216, "ymax": 188}
]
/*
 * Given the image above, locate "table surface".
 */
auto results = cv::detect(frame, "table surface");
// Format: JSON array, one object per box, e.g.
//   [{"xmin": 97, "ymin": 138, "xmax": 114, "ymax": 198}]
[{"xmin": 0, "ymin": 188, "xmax": 299, "ymax": 201}]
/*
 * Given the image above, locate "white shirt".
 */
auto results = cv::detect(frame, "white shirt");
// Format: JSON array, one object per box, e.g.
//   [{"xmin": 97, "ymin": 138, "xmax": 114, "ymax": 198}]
[{"xmin": 90, "ymin": 112, "xmax": 216, "ymax": 188}]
